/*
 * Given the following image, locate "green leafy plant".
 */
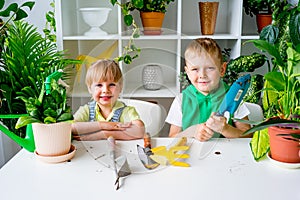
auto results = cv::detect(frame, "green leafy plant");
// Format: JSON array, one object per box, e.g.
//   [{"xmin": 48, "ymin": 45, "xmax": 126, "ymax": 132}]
[
  {"xmin": 0, "ymin": 20, "xmax": 79, "ymax": 137},
  {"xmin": 242, "ymin": 43, "xmax": 300, "ymax": 160},
  {"xmin": 243, "ymin": 0, "xmax": 276, "ymax": 17},
  {"xmin": 253, "ymin": 2, "xmax": 300, "ymax": 117},
  {"xmin": 178, "ymin": 72, "xmax": 190, "ymax": 90},
  {"xmin": 110, "ymin": 0, "xmax": 175, "ymax": 64},
  {"xmin": 223, "ymin": 52, "xmax": 266, "ymax": 86},
  {"xmin": 43, "ymin": 0, "xmax": 56, "ymax": 42},
  {"xmin": 15, "ymin": 78, "xmax": 73, "ymax": 129},
  {"xmin": 241, "ymin": 2, "xmax": 300, "ymax": 161},
  {"xmin": 0, "ymin": 0, "xmax": 35, "ymax": 56}
]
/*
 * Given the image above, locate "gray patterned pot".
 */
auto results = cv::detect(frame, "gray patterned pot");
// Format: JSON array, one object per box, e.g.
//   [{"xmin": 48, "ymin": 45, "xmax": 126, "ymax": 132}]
[{"xmin": 142, "ymin": 64, "xmax": 163, "ymax": 90}]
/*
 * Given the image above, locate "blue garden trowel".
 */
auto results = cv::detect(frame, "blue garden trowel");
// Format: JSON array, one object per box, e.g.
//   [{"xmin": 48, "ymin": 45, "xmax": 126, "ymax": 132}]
[{"xmin": 217, "ymin": 74, "xmax": 251, "ymax": 116}]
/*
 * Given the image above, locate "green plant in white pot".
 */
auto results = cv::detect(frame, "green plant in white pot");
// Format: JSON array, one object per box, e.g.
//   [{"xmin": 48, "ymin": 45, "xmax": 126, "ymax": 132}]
[{"xmin": 15, "ymin": 71, "xmax": 74, "ymax": 157}]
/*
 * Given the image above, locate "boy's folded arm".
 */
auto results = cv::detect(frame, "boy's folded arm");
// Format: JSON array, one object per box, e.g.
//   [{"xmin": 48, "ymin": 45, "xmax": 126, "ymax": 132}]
[
  {"xmin": 101, "ymin": 120, "xmax": 145, "ymax": 140},
  {"xmin": 71, "ymin": 121, "xmax": 128, "ymax": 135},
  {"xmin": 73, "ymin": 120, "xmax": 145, "ymax": 140}
]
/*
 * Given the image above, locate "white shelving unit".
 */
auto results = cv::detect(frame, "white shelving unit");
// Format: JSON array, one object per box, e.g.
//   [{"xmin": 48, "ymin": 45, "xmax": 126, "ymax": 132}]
[{"xmin": 55, "ymin": 0, "xmax": 264, "ymax": 112}]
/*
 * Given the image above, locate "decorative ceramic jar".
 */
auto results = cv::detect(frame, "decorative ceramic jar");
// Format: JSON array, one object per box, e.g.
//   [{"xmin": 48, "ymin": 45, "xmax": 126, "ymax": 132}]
[{"xmin": 142, "ymin": 64, "xmax": 163, "ymax": 90}]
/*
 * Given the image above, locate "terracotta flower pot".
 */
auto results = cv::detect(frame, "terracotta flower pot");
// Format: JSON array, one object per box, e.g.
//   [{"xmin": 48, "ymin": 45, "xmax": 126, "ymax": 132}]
[
  {"xmin": 256, "ymin": 14, "xmax": 272, "ymax": 33},
  {"xmin": 140, "ymin": 12, "xmax": 165, "ymax": 35},
  {"xmin": 268, "ymin": 126, "xmax": 300, "ymax": 163},
  {"xmin": 198, "ymin": 2, "xmax": 219, "ymax": 35},
  {"xmin": 32, "ymin": 122, "xmax": 72, "ymax": 156}
]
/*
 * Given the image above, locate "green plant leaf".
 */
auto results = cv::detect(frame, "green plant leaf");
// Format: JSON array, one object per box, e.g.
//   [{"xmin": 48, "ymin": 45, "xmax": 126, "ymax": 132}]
[
  {"xmin": 0, "ymin": 3, "xmax": 18, "ymax": 17},
  {"xmin": 15, "ymin": 9, "xmax": 28, "ymax": 21},
  {"xmin": 250, "ymin": 129, "xmax": 270, "ymax": 161},
  {"xmin": 259, "ymin": 25, "xmax": 279, "ymax": 44},
  {"xmin": 57, "ymin": 113, "xmax": 73, "ymax": 122},
  {"xmin": 110, "ymin": 0, "xmax": 118, "ymax": 6},
  {"xmin": 264, "ymin": 71, "xmax": 285, "ymax": 91},
  {"xmin": 124, "ymin": 14, "xmax": 133, "ymax": 26},
  {"xmin": 124, "ymin": 54, "xmax": 132, "ymax": 64},
  {"xmin": 289, "ymin": 11, "xmax": 300, "ymax": 46},
  {"xmin": 245, "ymin": 39, "xmax": 284, "ymax": 67},
  {"xmin": 0, "ymin": 0, "xmax": 4, "ymax": 9},
  {"xmin": 132, "ymin": 0, "xmax": 144, "ymax": 9},
  {"xmin": 243, "ymin": 118, "xmax": 300, "ymax": 135},
  {"xmin": 20, "ymin": 1, "xmax": 35, "ymax": 10},
  {"xmin": 43, "ymin": 116, "xmax": 56, "ymax": 124},
  {"xmin": 15, "ymin": 115, "xmax": 40, "ymax": 129},
  {"xmin": 43, "ymin": 108, "xmax": 57, "ymax": 118}
]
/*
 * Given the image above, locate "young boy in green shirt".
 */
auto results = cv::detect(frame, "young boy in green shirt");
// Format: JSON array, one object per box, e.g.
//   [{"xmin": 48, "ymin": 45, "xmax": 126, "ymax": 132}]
[
  {"xmin": 166, "ymin": 38, "xmax": 250, "ymax": 141},
  {"xmin": 72, "ymin": 59, "xmax": 145, "ymax": 140}
]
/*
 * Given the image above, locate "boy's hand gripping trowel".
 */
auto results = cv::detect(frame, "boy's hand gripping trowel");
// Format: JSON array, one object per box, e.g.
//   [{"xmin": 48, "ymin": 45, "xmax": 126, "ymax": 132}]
[{"xmin": 177, "ymin": 74, "xmax": 251, "ymax": 137}]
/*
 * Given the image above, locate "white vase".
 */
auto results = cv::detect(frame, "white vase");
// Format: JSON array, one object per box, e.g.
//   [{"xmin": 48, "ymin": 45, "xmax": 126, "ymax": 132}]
[
  {"xmin": 79, "ymin": 7, "xmax": 111, "ymax": 36},
  {"xmin": 32, "ymin": 122, "xmax": 72, "ymax": 156},
  {"xmin": 142, "ymin": 64, "xmax": 163, "ymax": 90}
]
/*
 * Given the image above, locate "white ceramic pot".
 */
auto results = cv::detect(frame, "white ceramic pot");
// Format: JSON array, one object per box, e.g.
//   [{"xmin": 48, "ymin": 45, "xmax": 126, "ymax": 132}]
[
  {"xmin": 79, "ymin": 7, "xmax": 111, "ymax": 36},
  {"xmin": 32, "ymin": 122, "xmax": 72, "ymax": 156}
]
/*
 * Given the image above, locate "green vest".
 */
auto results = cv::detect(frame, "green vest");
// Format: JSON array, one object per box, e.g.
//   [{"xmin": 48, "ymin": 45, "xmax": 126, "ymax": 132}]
[{"xmin": 182, "ymin": 81, "xmax": 229, "ymax": 130}]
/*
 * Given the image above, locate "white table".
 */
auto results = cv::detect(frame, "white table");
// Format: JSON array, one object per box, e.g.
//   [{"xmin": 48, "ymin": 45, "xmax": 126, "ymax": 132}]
[{"xmin": 0, "ymin": 138, "xmax": 299, "ymax": 200}]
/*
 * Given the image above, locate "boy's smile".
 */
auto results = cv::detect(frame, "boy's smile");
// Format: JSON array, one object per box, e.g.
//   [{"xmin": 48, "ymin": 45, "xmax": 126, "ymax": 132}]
[
  {"xmin": 90, "ymin": 80, "xmax": 122, "ymax": 108},
  {"xmin": 100, "ymin": 95, "xmax": 113, "ymax": 101}
]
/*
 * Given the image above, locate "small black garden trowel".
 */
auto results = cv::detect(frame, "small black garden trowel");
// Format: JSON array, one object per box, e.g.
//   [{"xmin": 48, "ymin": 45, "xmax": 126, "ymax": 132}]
[{"xmin": 137, "ymin": 133, "xmax": 159, "ymax": 170}]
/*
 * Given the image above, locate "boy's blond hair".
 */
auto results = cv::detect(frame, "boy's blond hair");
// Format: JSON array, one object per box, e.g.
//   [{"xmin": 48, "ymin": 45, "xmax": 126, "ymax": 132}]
[
  {"xmin": 85, "ymin": 59, "xmax": 123, "ymax": 88},
  {"xmin": 184, "ymin": 38, "xmax": 223, "ymax": 67}
]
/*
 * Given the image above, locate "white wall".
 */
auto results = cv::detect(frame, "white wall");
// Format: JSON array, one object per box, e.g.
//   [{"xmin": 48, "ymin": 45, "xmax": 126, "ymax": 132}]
[{"xmin": 0, "ymin": 0, "xmax": 50, "ymax": 168}]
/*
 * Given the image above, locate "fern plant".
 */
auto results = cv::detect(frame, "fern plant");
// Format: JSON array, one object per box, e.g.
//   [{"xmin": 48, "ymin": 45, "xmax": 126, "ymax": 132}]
[{"xmin": 0, "ymin": 21, "xmax": 79, "ymax": 137}]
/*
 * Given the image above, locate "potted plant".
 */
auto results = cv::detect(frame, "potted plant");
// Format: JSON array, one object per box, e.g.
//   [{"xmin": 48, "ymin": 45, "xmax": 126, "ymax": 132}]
[
  {"xmin": 243, "ymin": 0, "xmax": 277, "ymax": 32},
  {"xmin": 14, "ymin": 70, "xmax": 74, "ymax": 157},
  {"xmin": 112, "ymin": 0, "xmax": 174, "ymax": 34},
  {"xmin": 242, "ymin": 2, "xmax": 300, "ymax": 163},
  {"xmin": 0, "ymin": 1, "xmax": 80, "ymax": 153},
  {"xmin": 109, "ymin": 0, "xmax": 175, "ymax": 64}
]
